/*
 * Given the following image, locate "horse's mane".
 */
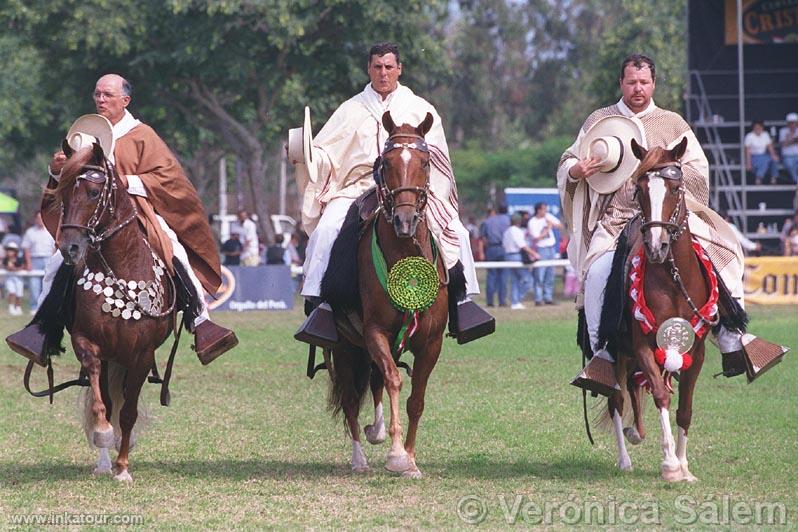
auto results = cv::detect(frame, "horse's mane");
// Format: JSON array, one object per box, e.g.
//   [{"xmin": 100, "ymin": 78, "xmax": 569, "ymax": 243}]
[
  {"xmin": 631, "ymin": 147, "xmax": 675, "ymax": 181},
  {"xmin": 46, "ymin": 147, "xmax": 98, "ymax": 202}
]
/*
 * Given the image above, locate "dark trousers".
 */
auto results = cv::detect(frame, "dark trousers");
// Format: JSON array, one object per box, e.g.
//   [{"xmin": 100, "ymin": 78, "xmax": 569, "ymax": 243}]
[{"xmin": 485, "ymin": 245, "xmax": 508, "ymax": 306}]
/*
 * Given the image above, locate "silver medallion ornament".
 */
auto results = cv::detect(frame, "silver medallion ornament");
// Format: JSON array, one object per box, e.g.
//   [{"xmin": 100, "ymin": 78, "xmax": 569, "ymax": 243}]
[{"xmin": 656, "ymin": 317, "xmax": 695, "ymax": 354}]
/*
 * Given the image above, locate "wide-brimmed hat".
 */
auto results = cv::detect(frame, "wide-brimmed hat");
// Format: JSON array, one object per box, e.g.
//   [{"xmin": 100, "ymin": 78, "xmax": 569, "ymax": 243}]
[
  {"xmin": 579, "ymin": 115, "xmax": 646, "ymax": 194},
  {"xmin": 287, "ymin": 106, "xmax": 318, "ymax": 185},
  {"xmin": 786, "ymin": 112, "xmax": 798, "ymax": 123},
  {"xmin": 66, "ymin": 114, "xmax": 114, "ymax": 157},
  {"xmin": 4, "ymin": 241, "xmax": 19, "ymax": 250}
]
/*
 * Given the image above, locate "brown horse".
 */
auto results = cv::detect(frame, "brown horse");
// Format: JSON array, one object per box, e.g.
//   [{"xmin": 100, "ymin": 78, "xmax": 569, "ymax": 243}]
[
  {"xmin": 607, "ymin": 137, "xmax": 714, "ymax": 482},
  {"xmin": 322, "ymin": 112, "xmax": 453, "ymax": 478},
  {"xmin": 46, "ymin": 142, "xmax": 179, "ymax": 481}
]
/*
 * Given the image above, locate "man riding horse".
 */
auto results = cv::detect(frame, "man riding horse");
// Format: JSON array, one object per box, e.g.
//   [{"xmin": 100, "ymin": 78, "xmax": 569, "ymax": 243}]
[
  {"xmin": 289, "ymin": 42, "xmax": 492, "ymax": 345},
  {"xmin": 7, "ymin": 73, "xmax": 238, "ymax": 365},
  {"xmin": 559, "ymin": 54, "xmax": 788, "ymax": 395}
]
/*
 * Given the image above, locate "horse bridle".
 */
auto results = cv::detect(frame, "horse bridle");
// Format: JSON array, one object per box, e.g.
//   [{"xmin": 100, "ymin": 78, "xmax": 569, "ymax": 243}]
[
  {"xmin": 637, "ymin": 163, "xmax": 688, "ymax": 242},
  {"xmin": 637, "ymin": 163, "xmax": 718, "ymax": 329},
  {"xmin": 59, "ymin": 159, "xmax": 137, "ymax": 248},
  {"xmin": 373, "ymin": 133, "xmax": 431, "ymax": 222}
]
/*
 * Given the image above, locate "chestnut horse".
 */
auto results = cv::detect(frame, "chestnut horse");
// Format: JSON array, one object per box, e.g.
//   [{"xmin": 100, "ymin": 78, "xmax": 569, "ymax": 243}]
[
  {"xmin": 46, "ymin": 142, "xmax": 181, "ymax": 481},
  {"xmin": 607, "ymin": 137, "xmax": 714, "ymax": 482},
  {"xmin": 324, "ymin": 112, "xmax": 452, "ymax": 478}
]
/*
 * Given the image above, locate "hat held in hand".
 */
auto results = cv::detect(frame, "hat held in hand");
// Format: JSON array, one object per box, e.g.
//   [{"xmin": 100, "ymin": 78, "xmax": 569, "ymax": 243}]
[
  {"xmin": 66, "ymin": 114, "xmax": 115, "ymax": 157},
  {"xmin": 579, "ymin": 115, "xmax": 646, "ymax": 194}
]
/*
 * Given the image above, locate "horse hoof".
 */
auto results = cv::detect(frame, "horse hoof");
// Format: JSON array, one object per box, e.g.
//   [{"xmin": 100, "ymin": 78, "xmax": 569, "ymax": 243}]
[
  {"xmin": 93, "ymin": 466, "xmax": 112, "ymax": 476},
  {"xmin": 661, "ymin": 465, "xmax": 683, "ymax": 482},
  {"xmin": 93, "ymin": 430, "xmax": 114, "ymax": 449},
  {"xmin": 385, "ymin": 453, "xmax": 412, "ymax": 473},
  {"xmin": 351, "ymin": 464, "xmax": 370, "ymax": 474},
  {"xmin": 402, "ymin": 468, "xmax": 423, "ymax": 479},
  {"xmin": 618, "ymin": 460, "xmax": 633, "ymax": 472},
  {"xmin": 681, "ymin": 466, "xmax": 698, "ymax": 482},
  {"xmin": 113, "ymin": 470, "xmax": 133, "ymax": 482},
  {"xmin": 623, "ymin": 427, "xmax": 643, "ymax": 445},
  {"xmin": 364, "ymin": 424, "xmax": 386, "ymax": 445}
]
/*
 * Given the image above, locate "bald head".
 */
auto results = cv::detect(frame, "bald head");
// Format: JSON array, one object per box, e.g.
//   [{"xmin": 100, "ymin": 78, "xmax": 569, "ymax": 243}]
[{"xmin": 93, "ymin": 74, "xmax": 132, "ymax": 124}]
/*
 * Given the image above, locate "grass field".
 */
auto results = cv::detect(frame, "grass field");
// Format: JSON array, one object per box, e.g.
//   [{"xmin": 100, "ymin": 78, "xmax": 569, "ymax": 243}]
[{"xmin": 1, "ymin": 302, "xmax": 796, "ymax": 529}]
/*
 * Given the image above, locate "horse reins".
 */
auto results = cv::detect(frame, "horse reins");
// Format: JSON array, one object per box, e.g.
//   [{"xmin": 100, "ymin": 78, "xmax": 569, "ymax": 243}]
[{"xmin": 637, "ymin": 163, "xmax": 719, "ymax": 330}]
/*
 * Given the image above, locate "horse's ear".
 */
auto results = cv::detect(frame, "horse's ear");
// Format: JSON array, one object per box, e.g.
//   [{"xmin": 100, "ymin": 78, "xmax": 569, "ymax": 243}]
[
  {"xmin": 382, "ymin": 111, "xmax": 396, "ymax": 134},
  {"xmin": 91, "ymin": 142, "xmax": 105, "ymax": 164},
  {"xmin": 62, "ymin": 138, "xmax": 74, "ymax": 158},
  {"xmin": 670, "ymin": 136, "xmax": 688, "ymax": 161},
  {"xmin": 416, "ymin": 112, "xmax": 434, "ymax": 136},
  {"xmin": 630, "ymin": 138, "xmax": 647, "ymax": 161}
]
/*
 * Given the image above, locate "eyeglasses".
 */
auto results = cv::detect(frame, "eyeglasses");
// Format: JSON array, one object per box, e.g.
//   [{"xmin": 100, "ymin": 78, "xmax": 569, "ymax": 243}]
[{"xmin": 92, "ymin": 91, "xmax": 123, "ymax": 100}]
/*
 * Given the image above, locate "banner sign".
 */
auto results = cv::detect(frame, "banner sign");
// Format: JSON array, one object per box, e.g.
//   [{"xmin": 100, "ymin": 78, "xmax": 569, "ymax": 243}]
[
  {"xmin": 744, "ymin": 257, "xmax": 798, "ymax": 304},
  {"xmin": 206, "ymin": 265, "xmax": 295, "ymax": 311},
  {"xmin": 725, "ymin": 0, "xmax": 798, "ymax": 44}
]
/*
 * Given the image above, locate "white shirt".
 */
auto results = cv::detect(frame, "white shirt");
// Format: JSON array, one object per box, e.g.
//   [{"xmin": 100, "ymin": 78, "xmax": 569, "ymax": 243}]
[
  {"xmin": 21, "ymin": 225, "xmax": 55, "ymax": 258},
  {"xmin": 528, "ymin": 213, "xmax": 560, "ymax": 248},
  {"xmin": 502, "ymin": 225, "xmax": 528, "ymax": 254},
  {"xmin": 779, "ymin": 126, "xmax": 798, "ymax": 157},
  {"xmin": 239, "ymin": 218, "xmax": 259, "ymax": 260},
  {"xmin": 744, "ymin": 131, "xmax": 773, "ymax": 155}
]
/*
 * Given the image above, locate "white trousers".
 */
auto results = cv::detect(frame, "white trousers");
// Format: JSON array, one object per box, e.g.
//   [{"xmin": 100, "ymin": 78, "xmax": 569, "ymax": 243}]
[
  {"xmin": 39, "ymin": 214, "xmax": 209, "ymax": 328},
  {"xmin": 301, "ymin": 197, "xmax": 479, "ymax": 298},
  {"xmin": 583, "ymin": 249, "xmax": 743, "ymax": 361}
]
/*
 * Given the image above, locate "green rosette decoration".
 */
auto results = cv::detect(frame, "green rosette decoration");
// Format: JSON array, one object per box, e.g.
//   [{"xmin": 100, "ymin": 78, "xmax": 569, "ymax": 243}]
[{"xmin": 387, "ymin": 256, "xmax": 439, "ymax": 312}]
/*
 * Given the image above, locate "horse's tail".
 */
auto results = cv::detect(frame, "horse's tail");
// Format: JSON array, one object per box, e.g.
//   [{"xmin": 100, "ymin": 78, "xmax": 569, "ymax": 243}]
[
  {"xmin": 328, "ymin": 346, "xmax": 371, "ymax": 425},
  {"xmin": 81, "ymin": 361, "xmax": 150, "ymax": 448}
]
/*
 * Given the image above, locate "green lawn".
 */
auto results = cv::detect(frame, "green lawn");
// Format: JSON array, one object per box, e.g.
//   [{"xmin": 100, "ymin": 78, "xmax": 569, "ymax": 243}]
[{"xmin": 1, "ymin": 303, "xmax": 796, "ymax": 529}]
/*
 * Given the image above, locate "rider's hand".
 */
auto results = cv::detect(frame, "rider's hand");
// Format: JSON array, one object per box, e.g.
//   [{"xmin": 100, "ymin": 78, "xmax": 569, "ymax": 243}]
[
  {"xmin": 568, "ymin": 157, "xmax": 604, "ymax": 180},
  {"xmin": 49, "ymin": 151, "xmax": 67, "ymax": 175}
]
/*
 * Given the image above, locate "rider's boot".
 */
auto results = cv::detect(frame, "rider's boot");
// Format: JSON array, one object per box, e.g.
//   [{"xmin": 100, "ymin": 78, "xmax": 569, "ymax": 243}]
[
  {"xmin": 6, "ymin": 324, "xmax": 48, "ymax": 367},
  {"xmin": 294, "ymin": 298, "xmax": 338, "ymax": 348},
  {"xmin": 194, "ymin": 320, "xmax": 239, "ymax": 365},
  {"xmin": 570, "ymin": 353, "xmax": 620, "ymax": 397}
]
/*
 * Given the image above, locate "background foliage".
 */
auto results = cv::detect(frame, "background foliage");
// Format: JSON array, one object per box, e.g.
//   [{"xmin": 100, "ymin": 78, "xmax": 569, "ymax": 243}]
[{"xmin": 0, "ymin": 0, "xmax": 686, "ymax": 231}]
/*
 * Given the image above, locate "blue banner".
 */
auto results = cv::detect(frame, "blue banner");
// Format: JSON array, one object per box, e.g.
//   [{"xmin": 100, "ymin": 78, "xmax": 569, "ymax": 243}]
[
  {"xmin": 206, "ymin": 265, "xmax": 295, "ymax": 311},
  {"xmin": 504, "ymin": 187, "xmax": 564, "ymax": 247}
]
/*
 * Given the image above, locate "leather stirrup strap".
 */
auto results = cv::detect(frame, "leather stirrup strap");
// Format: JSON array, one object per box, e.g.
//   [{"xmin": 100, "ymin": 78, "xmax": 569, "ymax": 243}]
[
  {"xmin": 23, "ymin": 359, "xmax": 89, "ymax": 404},
  {"xmin": 159, "ymin": 319, "xmax": 184, "ymax": 407}
]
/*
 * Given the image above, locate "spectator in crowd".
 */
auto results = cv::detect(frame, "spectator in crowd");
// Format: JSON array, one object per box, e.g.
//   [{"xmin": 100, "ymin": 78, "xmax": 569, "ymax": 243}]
[
  {"xmin": 745, "ymin": 120, "xmax": 780, "ymax": 185},
  {"xmin": 559, "ymin": 234, "xmax": 581, "ymax": 298},
  {"xmin": 21, "ymin": 212, "xmax": 55, "ymax": 315},
  {"xmin": 779, "ymin": 112, "xmax": 798, "ymax": 184},
  {"xmin": 785, "ymin": 225, "xmax": 798, "ymax": 256},
  {"xmin": 722, "ymin": 211, "xmax": 761, "ymax": 256},
  {"xmin": 528, "ymin": 202, "xmax": 563, "ymax": 305},
  {"xmin": 502, "ymin": 212, "xmax": 539, "ymax": 310},
  {"xmin": 466, "ymin": 216, "xmax": 485, "ymax": 261},
  {"xmin": 237, "ymin": 209, "xmax": 260, "ymax": 266},
  {"xmin": 3, "ymin": 242, "xmax": 25, "ymax": 315},
  {"xmin": 221, "ymin": 231, "xmax": 243, "ymax": 266},
  {"xmin": 1, "ymin": 230, "xmax": 21, "ymax": 250},
  {"xmin": 780, "ymin": 211, "xmax": 798, "ymax": 253},
  {"xmin": 265, "ymin": 234, "xmax": 289, "ymax": 265},
  {"xmin": 480, "ymin": 205, "xmax": 511, "ymax": 307},
  {"xmin": 286, "ymin": 234, "xmax": 302, "ymax": 266}
]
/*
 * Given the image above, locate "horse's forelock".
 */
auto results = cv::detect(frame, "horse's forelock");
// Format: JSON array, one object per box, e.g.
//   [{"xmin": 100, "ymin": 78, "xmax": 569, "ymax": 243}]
[
  {"xmin": 632, "ymin": 147, "xmax": 675, "ymax": 180},
  {"xmin": 50, "ymin": 147, "xmax": 96, "ymax": 199}
]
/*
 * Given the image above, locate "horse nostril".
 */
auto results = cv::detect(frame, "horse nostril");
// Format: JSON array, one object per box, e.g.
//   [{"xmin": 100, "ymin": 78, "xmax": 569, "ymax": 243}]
[{"xmin": 70, "ymin": 244, "xmax": 80, "ymax": 256}]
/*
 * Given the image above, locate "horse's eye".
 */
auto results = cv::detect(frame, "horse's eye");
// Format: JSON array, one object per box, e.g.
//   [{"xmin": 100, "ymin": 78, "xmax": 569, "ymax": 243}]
[{"xmin": 88, "ymin": 188, "xmax": 100, "ymax": 200}]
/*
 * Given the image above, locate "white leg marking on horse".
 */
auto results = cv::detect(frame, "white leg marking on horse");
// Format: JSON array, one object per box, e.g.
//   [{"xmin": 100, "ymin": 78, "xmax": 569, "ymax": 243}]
[
  {"xmin": 659, "ymin": 407, "xmax": 682, "ymax": 481},
  {"xmin": 612, "ymin": 411, "xmax": 633, "ymax": 471},
  {"xmin": 385, "ymin": 443, "xmax": 412, "ymax": 473},
  {"xmin": 676, "ymin": 427, "xmax": 697, "ymax": 482},
  {"xmin": 93, "ymin": 447, "xmax": 112, "ymax": 475},
  {"xmin": 649, "ymin": 176, "xmax": 666, "ymax": 248},
  {"xmin": 113, "ymin": 469, "xmax": 133, "ymax": 482},
  {"xmin": 365, "ymin": 403, "xmax": 386, "ymax": 445},
  {"xmin": 351, "ymin": 440, "xmax": 369, "ymax": 473}
]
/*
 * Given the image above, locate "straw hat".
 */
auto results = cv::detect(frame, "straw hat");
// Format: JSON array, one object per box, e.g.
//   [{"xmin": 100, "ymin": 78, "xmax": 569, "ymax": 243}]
[
  {"xmin": 579, "ymin": 115, "xmax": 646, "ymax": 194},
  {"xmin": 287, "ymin": 106, "xmax": 318, "ymax": 185},
  {"xmin": 66, "ymin": 114, "xmax": 114, "ymax": 157}
]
